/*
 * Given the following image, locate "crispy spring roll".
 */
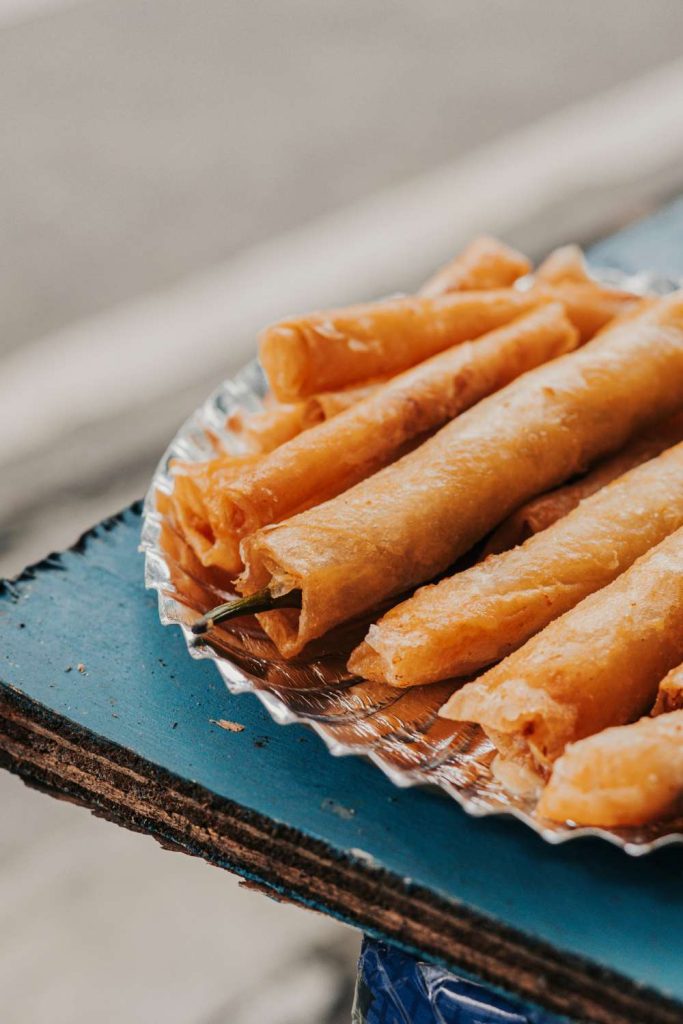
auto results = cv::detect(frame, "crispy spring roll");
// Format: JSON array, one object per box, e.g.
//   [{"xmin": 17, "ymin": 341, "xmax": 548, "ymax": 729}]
[
  {"xmin": 530, "ymin": 281, "xmax": 636, "ymax": 342},
  {"xmin": 240, "ymin": 294, "xmax": 683, "ymax": 657},
  {"xmin": 535, "ymin": 245, "xmax": 590, "ymax": 285},
  {"xmin": 537, "ymin": 712, "xmax": 683, "ymax": 826},
  {"xmin": 232, "ymin": 382, "xmax": 380, "ymax": 454},
  {"xmin": 232, "ymin": 401, "xmax": 313, "ymax": 453},
  {"xmin": 534, "ymin": 241, "xmax": 651, "ymax": 337},
  {"xmin": 349, "ymin": 440, "xmax": 683, "ymax": 686},
  {"xmin": 234, "ymin": 238, "xmax": 523, "ymax": 454},
  {"xmin": 482, "ymin": 412, "xmax": 683, "ymax": 556},
  {"xmin": 185, "ymin": 304, "xmax": 577, "ymax": 577},
  {"xmin": 234, "ymin": 239, "xmax": 519, "ymax": 454},
  {"xmin": 653, "ymin": 663, "xmax": 683, "ymax": 715},
  {"xmin": 419, "ymin": 235, "xmax": 531, "ymax": 297},
  {"xmin": 260, "ymin": 289, "xmax": 547, "ymax": 402},
  {"xmin": 171, "ymin": 454, "xmax": 258, "ymax": 572},
  {"xmin": 260, "ymin": 281, "xmax": 635, "ymax": 402},
  {"xmin": 442, "ymin": 526, "xmax": 683, "ymax": 775}
]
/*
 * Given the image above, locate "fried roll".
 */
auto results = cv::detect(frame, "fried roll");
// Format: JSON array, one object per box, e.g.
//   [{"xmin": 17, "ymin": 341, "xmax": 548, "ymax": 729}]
[
  {"xmin": 442, "ymin": 526, "xmax": 683, "ymax": 775},
  {"xmin": 349, "ymin": 440, "xmax": 683, "ymax": 686},
  {"xmin": 260, "ymin": 281, "xmax": 634, "ymax": 402},
  {"xmin": 419, "ymin": 235, "xmax": 531, "ymax": 297},
  {"xmin": 241, "ymin": 294, "xmax": 683, "ymax": 657},
  {"xmin": 234, "ymin": 239, "xmax": 517, "ymax": 454},
  {"xmin": 535, "ymin": 245, "xmax": 590, "ymax": 285},
  {"xmin": 481, "ymin": 412, "xmax": 683, "ymax": 556},
  {"xmin": 530, "ymin": 281, "xmax": 636, "ymax": 342},
  {"xmin": 260, "ymin": 289, "xmax": 548, "ymax": 402},
  {"xmin": 185, "ymin": 304, "xmax": 577, "ymax": 577},
  {"xmin": 170, "ymin": 454, "xmax": 258, "ymax": 573},
  {"xmin": 537, "ymin": 712, "xmax": 683, "ymax": 826},
  {"xmin": 233, "ymin": 382, "xmax": 380, "ymax": 454},
  {"xmin": 234, "ymin": 237, "xmax": 521, "ymax": 453}
]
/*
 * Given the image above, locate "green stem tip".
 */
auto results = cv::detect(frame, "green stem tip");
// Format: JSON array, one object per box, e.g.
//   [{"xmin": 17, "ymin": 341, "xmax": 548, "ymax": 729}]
[{"xmin": 191, "ymin": 588, "xmax": 302, "ymax": 635}]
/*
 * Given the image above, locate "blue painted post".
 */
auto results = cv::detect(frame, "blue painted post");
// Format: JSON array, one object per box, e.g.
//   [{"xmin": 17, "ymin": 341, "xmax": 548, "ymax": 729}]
[{"xmin": 354, "ymin": 937, "xmax": 568, "ymax": 1024}]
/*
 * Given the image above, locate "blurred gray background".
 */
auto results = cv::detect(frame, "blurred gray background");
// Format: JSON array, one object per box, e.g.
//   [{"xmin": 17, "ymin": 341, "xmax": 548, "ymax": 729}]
[{"xmin": 2, "ymin": 1, "xmax": 683, "ymax": 1021}]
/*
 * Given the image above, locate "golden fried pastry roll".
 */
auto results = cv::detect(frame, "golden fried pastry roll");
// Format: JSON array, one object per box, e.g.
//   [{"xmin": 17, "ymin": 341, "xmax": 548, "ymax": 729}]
[
  {"xmin": 537, "ymin": 712, "xmax": 683, "ymax": 826},
  {"xmin": 653, "ymin": 663, "xmax": 683, "ymax": 715},
  {"xmin": 229, "ymin": 402, "xmax": 313, "ymax": 453},
  {"xmin": 419, "ymin": 236, "xmax": 531, "ymax": 297},
  {"xmin": 482, "ymin": 411, "xmax": 683, "ymax": 556},
  {"xmin": 349, "ymin": 441, "xmax": 683, "ymax": 686},
  {"xmin": 311, "ymin": 384, "xmax": 380, "ymax": 418},
  {"xmin": 260, "ymin": 289, "xmax": 548, "ymax": 402},
  {"xmin": 260, "ymin": 279, "xmax": 635, "ymax": 401},
  {"xmin": 234, "ymin": 241, "xmax": 529, "ymax": 454},
  {"xmin": 241, "ymin": 293, "xmax": 683, "ymax": 657},
  {"xmin": 233, "ymin": 382, "xmax": 380, "ymax": 454},
  {"xmin": 237, "ymin": 240, "xmax": 527, "ymax": 453},
  {"xmin": 530, "ymin": 280, "xmax": 636, "ymax": 342},
  {"xmin": 186, "ymin": 304, "xmax": 577, "ymax": 577},
  {"xmin": 535, "ymin": 245, "xmax": 590, "ymax": 285},
  {"xmin": 442, "ymin": 526, "xmax": 683, "ymax": 775},
  {"xmin": 171, "ymin": 454, "xmax": 260, "ymax": 574}
]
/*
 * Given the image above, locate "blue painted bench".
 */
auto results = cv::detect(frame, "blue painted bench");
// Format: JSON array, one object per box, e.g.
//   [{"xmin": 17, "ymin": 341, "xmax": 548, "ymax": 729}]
[{"xmin": 3, "ymin": 199, "xmax": 683, "ymax": 1024}]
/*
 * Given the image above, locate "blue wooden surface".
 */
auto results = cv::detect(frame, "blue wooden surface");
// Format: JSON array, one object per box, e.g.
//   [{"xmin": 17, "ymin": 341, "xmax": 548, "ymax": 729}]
[
  {"xmin": 5, "ymin": 508, "xmax": 680, "ymax": 1017},
  {"xmin": 2, "ymin": 480, "xmax": 683, "ymax": 1008},
  {"xmin": 3, "ymin": 201, "xmax": 683, "ymax": 1014}
]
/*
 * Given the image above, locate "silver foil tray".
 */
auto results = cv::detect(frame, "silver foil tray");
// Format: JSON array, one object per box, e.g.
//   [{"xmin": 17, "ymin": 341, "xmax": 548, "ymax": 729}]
[{"xmin": 142, "ymin": 268, "xmax": 683, "ymax": 854}]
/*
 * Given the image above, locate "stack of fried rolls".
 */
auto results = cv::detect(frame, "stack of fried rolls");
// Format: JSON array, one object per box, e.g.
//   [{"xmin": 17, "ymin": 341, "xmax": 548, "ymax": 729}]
[
  {"xmin": 259, "ymin": 280, "xmax": 631, "ymax": 401},
  {"xmin": 538, "ymin": 662, "xmax": 683, "ymax": 827},
  {"xmin": 167, "ymin": 235, "xmax": 683, "ymax": 828},
  {"xmin": 242, "ymin": 294, "xmax": 683, "ymax": 655},
  {"xmin": 442, "ymin": 526, "xmax": 683, "ymax": 771},
  {"xmin": 480, "ymin": 411, "xmax": 683, "ymax": 556},
  {"xmin": 188, "ymin": 303, "xmax": 578, "ymax": 577},
  {"xmin": 349, "ymin": 437, "xmax": 683, "ymax": 684}
]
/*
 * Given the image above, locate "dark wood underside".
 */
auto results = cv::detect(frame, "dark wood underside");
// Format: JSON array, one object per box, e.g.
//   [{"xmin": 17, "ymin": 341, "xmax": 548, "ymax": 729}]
[{"xmin": 1, "ymin": 685, "xmax": 678, "ymax": 1024}]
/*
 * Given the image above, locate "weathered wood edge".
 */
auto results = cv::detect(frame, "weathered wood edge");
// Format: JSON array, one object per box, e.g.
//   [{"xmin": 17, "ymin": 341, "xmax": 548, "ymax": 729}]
[{"xmin": 0, "ymin": 656, "xmax": 679, "ymax": 1024}]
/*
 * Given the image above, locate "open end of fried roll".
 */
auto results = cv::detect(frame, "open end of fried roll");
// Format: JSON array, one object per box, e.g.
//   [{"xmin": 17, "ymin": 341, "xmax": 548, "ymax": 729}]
[
  {"xmin": 538, "ymin": 712, "xmax": 683, "ymax": 826},
  {"xmin": 653, "ymin": 663, "xmax": 683, "ymax": 715}
]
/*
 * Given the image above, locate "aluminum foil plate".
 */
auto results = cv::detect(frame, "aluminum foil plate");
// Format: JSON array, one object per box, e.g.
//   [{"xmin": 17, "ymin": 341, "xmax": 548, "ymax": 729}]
[{"xmin": 142, "ymin": 268, "xmax": 683, "ymax": 855}]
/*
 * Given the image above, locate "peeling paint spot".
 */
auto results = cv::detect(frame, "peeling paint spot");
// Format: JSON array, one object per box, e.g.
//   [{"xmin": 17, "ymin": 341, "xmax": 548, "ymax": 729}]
[
  {"xmin": 210, "ymin": 718, "xmax": 245, "ymax": 733},
  {"xmin": 322, "ymin": 798, "xmax": 355, "ymax": 820}
]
